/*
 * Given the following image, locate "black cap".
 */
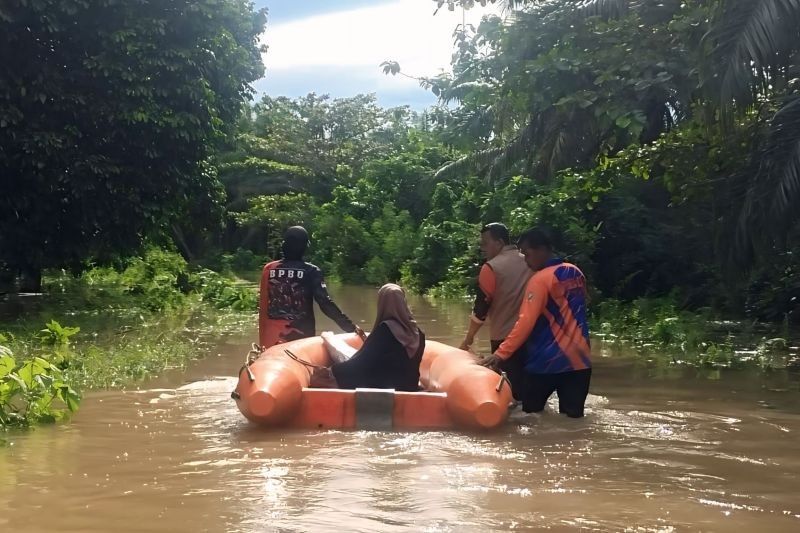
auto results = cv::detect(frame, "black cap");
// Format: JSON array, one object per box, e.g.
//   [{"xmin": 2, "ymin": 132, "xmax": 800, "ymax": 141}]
[
  {"xmin": 282, "ymin": 226, "xmax": 309, "ymax": 260},
  {"xmin": 284, "ymin": 226, "xmax": 309, "ymax": 244}
]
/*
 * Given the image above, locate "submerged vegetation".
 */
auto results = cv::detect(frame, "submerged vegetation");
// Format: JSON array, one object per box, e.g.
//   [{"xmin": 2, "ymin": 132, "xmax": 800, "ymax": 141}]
[
  {"xmin": 593, "ymin": 298, "xmax": 796, "ymax": 371},
  {"xmin": 1, "ymin": 248, "xmax": 256, "ymax": 429},
  {"xmin": 0, "ymin": 341, "xmax": 81, "ymax": 428}
]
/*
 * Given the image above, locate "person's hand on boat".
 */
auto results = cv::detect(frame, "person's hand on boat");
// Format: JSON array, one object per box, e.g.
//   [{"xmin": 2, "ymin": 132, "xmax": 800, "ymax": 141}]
[
  {"xmin": 354, "ymin": 325, "xmax": 367, "ymax": 341},
  {"xmin": 459, "ymin": 335, "xmax": 474, "ymax": 352},
  {"xmin": 478, "ymin": 353, "xmax": 502, "ymax": 372}
]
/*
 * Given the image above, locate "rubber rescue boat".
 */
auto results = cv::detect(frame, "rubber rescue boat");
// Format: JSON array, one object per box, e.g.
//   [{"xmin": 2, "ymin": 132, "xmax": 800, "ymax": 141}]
[{"xmin": 232, "ymin": 333, "xmax": 513, "ymax": 431}]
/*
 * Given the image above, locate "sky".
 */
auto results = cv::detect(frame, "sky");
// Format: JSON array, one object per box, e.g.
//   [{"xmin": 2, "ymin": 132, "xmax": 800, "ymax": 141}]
[{"xmin": 252, "ymin": 0, "xmax": 500, "ymax": 109}]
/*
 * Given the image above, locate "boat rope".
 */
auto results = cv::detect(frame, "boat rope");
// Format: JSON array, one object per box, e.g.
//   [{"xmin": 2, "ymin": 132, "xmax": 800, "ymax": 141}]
[
  {"xmin": 239, "ymin": 343, "xmax": 261, "ymax": 383},
  {"xmin": 231, "ymin": 343, "xmax": 262, "ymax": 399},
  {"xmin": 283, "ymin": 349, "xmax": 328, "ymax": 373},
  {"xmin": 232, "ymin": 343, "xmax": 330, "ymax": 399}
]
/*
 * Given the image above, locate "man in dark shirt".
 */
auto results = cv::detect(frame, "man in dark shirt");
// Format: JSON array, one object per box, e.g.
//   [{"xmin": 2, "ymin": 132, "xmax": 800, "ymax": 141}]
[{"xmin": 258, "ymin": 226, "xmax": 362, "ymax": 348}]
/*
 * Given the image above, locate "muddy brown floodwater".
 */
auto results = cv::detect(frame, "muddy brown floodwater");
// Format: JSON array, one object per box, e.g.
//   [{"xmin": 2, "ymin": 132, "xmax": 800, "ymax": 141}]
[{"xmin": 1, "ymin": 286, "xmax": 799, "ymax": 532}]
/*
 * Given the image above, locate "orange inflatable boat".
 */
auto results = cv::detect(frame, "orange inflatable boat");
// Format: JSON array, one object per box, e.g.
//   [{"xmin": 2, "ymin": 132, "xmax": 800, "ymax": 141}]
[{"xmin": 231, "ymin": 333, "xmax": 513, "ymax": 431}]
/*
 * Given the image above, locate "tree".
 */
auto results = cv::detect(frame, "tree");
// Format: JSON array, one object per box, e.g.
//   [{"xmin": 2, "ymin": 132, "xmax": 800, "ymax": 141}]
[
  {"xmin": 427, "ymin": 1, "xmax": 697, "ymax": 183},
  {"xmin": 0, "ymin": 0, "xmax": 267, "ymax": 290},
  {"xmin": 705, "ymin": 0, "xmax": 800, "ymax": 261},
  {"xmin": 233, "ymin": 193, "xmax": 314, "ymax": 257}
]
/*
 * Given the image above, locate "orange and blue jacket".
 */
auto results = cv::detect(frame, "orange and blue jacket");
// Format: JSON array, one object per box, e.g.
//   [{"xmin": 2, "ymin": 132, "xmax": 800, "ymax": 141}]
[{"xmin": 495, "ymin": 258, "xmax": 591, "ymax": 374}]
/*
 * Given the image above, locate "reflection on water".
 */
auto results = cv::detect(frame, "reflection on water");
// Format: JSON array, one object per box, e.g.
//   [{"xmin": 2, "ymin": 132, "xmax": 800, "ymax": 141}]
[{"xmin": 1, "ymin": 285, "xmax": 799, "ymax": 532}]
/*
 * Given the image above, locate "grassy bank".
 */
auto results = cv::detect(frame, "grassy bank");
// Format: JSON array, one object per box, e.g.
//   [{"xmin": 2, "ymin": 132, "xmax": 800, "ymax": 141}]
[
  {"xmin": 1, "ymin": 248, "xmax": 258, "ymax": 430},
  {"xmin": 592, "ymin": 297, "xmax": 796, "ymax": 370},
  {"xmin": 421, "ymin": 287, "xmax": 796, "ymax": 370}
]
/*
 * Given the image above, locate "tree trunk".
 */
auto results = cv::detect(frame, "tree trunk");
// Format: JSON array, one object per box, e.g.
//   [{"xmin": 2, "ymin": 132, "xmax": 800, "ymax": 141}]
[
  {"xmin": 0, "ymin": 266, "xmax": 14, "ymax": 294},
  {"xmin": 18, "ymin": 266, "xmax": 42, "ymax": 293},
  {"xmin": 171, "ymin": 224, "xmax": 195, "ymax": 262}
]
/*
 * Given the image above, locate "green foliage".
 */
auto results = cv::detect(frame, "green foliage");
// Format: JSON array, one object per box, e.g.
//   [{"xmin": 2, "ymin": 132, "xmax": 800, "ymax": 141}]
[
  {"xmin": 312, "ymin": 210, "xmax": 375, "ymax": 283},
  {"xmin": 210, "ymin": 248, "xmax": 266, "ymax": 274},
  {"xmin": 51, "ymin": 247, "xmax": 257, "ymax": 314},
  {"xmin": 3, "ymin": 0, "xmax": 796, "ymax": 344},
  {"xmin": 217, "ymin": 93, "xmax": 455, "ymax": 281},
  {"xmin": 428, "ymin": 0, "xmax": 699, "ymax": 181},
  {"xmin": 592, "ymin": 296, "xmax": 792, "ymax": 369},
  {"xmin": 406, "ymin": 219, "xmax": 479, "ymax": 293},
  {"xmin": 191, "ymin": 269, "xmax": 258, "ymax": 311},
  {"xmin": 0, "ymin": 345, "xmax": 81, "ymax": 428},
  {"xmin": 82, "ymin": 247, "xmax": 192, "ymax": 311},
  {"xmin": 395, "ymin": 0, "xmax": 798, "ymax": 322},
  {"xmin": 39, "ymin": 320, "xmax": 80, "ymax": 347},
  {"xmin": 0, "ymin": 0, "xmax": 267, "ymax": 280},
  {"xmin": 0, "ymin": 246, "xmax": 258, "ymax": 430},
  {"xmin": 233, "ymin": 193, "xmax": 314, "ymax": 258},
  {"xmin": 62, "ymin": 308, "xmax": 253, "ymax": 388}
]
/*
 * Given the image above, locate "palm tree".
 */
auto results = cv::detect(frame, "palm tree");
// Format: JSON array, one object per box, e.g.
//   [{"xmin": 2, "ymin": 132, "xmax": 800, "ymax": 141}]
[
  {"xmin": 706, "ymin": 0, "xmax": 800, "ymax": 260},
  {"xmin": 432, "ymin": 0, "xmax": 689, "ymax": 183},
  {"xmin": 577, "ymin": 0, "xmax": 800, "ymax": 260},
  {"xmin": 437, "ymin": 0, "xmax": 800, "ymax": 265}
]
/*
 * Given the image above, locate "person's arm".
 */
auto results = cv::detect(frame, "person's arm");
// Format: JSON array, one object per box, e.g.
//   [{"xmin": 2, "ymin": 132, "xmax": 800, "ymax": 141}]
[
  {"xmin": 460, "ymin": 320, "xmax": 483, "ymax": 352},
  {"xmin": 310, "ymin": 267, "xmax": 357, "ymax": 333},
  {"xmin": 480, "ymin": 276, "xmax": 547, "ymax": 368},
  {"xmin": 495, "ymin": 276, "xmax": 547, "ymax": 359},
  {"xmin": 258, "ymin": 264, "xmax": 271, "ymax": 348},
  {"xmin": 460, "ymin": 264, "xmax": 495, "ymax": 350}
]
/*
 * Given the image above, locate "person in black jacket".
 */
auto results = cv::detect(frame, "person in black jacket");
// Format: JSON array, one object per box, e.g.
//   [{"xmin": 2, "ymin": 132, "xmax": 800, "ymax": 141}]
[
  {"xmin": 317, "ymin": 283, "xmax": 425, "ymax": 391},
  {"xmin": 258, "ymin": 226, "xmax": 363, "ymax": 348}
]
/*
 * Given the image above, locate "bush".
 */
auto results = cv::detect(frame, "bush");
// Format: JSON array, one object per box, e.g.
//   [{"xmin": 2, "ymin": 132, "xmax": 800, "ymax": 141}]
[
  {"xmin": 591, "ymin": 296, "xmax": 791, "ymax": 368},
  {"xmin": 364, "ymin": 257, "xmax": 389, "ymax": 285},
  {"xmin": 79, "ymin": 247, "xmax": 190, "ymax": 311},
  {"xmin": 406, "ymin": 220, "xmax": 478, "ymax": 292},
  {"xmin": 0, "ymin": 340, "xmax": 81, "ymax": 428},
  {"xmin": 191, "ymin": 269, "xmax": 258, "ymax": 311}
]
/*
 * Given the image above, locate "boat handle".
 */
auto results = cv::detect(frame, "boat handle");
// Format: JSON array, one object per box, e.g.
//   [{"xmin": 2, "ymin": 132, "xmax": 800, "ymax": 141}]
[{"xmin": 495, "ymin": 370, "xmax": 509, "ymax": 392}]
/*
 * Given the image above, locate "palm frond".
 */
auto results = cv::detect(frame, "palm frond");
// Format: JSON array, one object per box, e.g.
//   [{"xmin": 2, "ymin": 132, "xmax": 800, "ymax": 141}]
[
  {"xmin": 536, "ymin": 111, "xmax": 569, "ymax": 179},
  {"xmin": 547, "ymin": 130, "xmax": 569, "ymax": 177},
  {"xmin": 441, "ymin": 81, "xmax": 495, "ymax": 105},
  {"xmin": 767, "ymin": 96, "xmax": 800, "ymax": 212},
  {"xmin": 736, "ymin": 94, "xmax": 800, "ymax": 260},
  {"xmin": 710, "ymin": 0, "xmax": 800, "ymax": 110},
  {"xmin": 574, "ymin": 0, "xmax": 633, "ymax": 19},
  {"xmin": 486, "ymin": 117, "xmax": 539, "ymax": 184},
  {"xmin": 434, "ymin": 116, "xmax": 538, "ymax": 181},
  {"xmin": 573, "ymin": 0, "xmax": 685, "ymax": 24},
  {"xmin": 433, "ymin": 147, "xmax": 504, "ymax": 180}
]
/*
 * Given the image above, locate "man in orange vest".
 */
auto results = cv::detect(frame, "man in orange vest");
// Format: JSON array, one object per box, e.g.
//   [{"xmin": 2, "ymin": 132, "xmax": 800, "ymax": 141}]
[
  {"xmin": 480, "ymin": 228, "xmax": 591, "ymax": 418},
  {"xmin": 460, "ymin": 223, "xmax": 532, "ymax": 400}
]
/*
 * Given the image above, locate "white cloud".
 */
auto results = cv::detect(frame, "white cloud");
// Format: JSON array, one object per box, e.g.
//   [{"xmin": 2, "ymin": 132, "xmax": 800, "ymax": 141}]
[{"xmin": 261, "ymin": 0, "xmax": 500, "ymax": 81}]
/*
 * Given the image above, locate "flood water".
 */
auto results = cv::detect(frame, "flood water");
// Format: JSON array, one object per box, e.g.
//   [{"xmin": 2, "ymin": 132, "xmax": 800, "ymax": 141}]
[{"xmin": 1, "ymin": 286, "xmax": 799, "ymax": 532}]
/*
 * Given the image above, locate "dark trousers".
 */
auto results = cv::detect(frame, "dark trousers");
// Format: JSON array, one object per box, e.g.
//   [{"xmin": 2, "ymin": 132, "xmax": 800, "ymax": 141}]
[
  {"xmin": 522, "ymin": 368, "xmax": 592, "ymax": 418},
  {"xmin": 491, "ymin": 339, "xmax": 526, "ymax": 401}
]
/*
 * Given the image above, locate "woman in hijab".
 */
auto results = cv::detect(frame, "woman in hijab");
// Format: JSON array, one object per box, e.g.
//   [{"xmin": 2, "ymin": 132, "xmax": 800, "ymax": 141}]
[{"xmin": 316, "ymin": 283, "xmax": 425, "ymax": 391}]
